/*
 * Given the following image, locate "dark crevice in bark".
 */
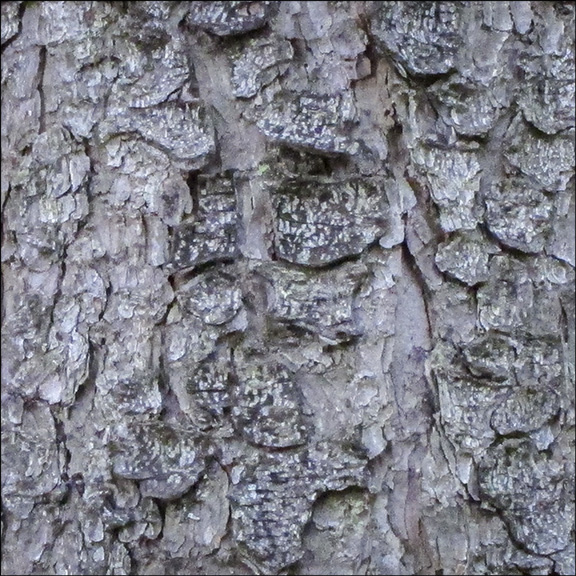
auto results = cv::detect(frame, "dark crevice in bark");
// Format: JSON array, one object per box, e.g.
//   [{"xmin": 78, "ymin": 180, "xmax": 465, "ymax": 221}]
[
  {"xmin": 97, "ymin": 281, "xmax": 112, "ymax": 323},
  {"xmin": 559, "ymin": 300, "xmax": 570, "ymax": 345},
  {"xmin": 288, "ymin": 37, "xmax": 308, "ymax": 64},
  {"xmin": 155, "ymin": 290, "xmax": 177, "ymax": 328},
  {"xmin": 167, "ymin": 259, "xmax": 236, "ymax": 290},
  {"xmin": 139, "ymin": 212, "xmax": 149, "ymax": 260},
  {"xmin": 150, "ymin": 498, "xmax": 166, "ymax": 542},
  {"xmin": 402, "ymin": 172, "xmax": 446, "ymax": 248},
  {"xmin": 37, "ymin": 45, "xmax": 47, "ymax": 134},
  {"xmin": 51, "ymin": 407, "xmax": 72, "ymax": 500},
  {"xmin": 77, "ymin": 339, "xmax": 99, "ymax": 401},
  {"xmin": 186, "ymin": 170, "xmax": 200, "ymax": 218},
  {"xmin": 124, "ymin": 545, "xmax": 137, "ymax": 576},
  {"xmin": 0, "ymin": 178, "xmax": 14, "ymax": 325},
  {"xmin": 408, "ymin": 69, "xmax": 457, "ymax": 90},
  {"xmin": 82, "ymin": 137, "xmax": 96, "ymax": 184},
  {"xmin": 212, "ymin": 462, "xmax": 234, "ymax": 543},
  {"xmin": 274, "ymin": 249, "xmax": 366, "ymax": 271},
  {"xmin": 1, "ymin": 183, "xmax": 12, "ymax": 219},
  {"xmin": 354, "ymin": 7, "xmax": 379, "ymax": 81},
  {"xmin": 207, "ymin": 109, "xmax": 225, "ymax": 171},
  {"xmin": 157, "ymin": 348, "xmax": 187, "ymax": 424},
  {"xmin": 248, "ymin": 442, "xmax": 308, "ymax": 454}
]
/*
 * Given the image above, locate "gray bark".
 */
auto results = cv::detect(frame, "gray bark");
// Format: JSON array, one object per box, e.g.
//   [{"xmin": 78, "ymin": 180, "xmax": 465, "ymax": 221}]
[{"xmin": 1, "ymin": 2, "xmax": 574, "ymax": 575}]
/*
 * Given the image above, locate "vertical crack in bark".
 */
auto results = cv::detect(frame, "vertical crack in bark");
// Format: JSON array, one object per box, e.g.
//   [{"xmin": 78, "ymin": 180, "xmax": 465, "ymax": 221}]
[
  {"xmin": 51, "ymin": 407, "xmax": 71, "ymax": 488},
  {"xmin": 37, "ymin": 45, "xmax": 47, "ymax": 134},
  {"xmin": 186, "ymin": 170, "xmax": 200, "ymax": 218},
  {"xmin": 73, "ymin": 339, "xmax": 98, "ymax": 407}
]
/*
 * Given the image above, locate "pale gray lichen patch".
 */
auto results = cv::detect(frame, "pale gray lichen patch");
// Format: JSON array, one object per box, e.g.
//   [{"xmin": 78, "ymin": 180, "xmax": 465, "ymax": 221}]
[
  {"xmin": 1, "ymin": 1, "xmax": 22, "ymax": 45},
  {"xmin": 156, "ymin": 173, "xmax": 194, "ymax": 227},
  {"xmin": 1, "ymin": 403, "xmax": 61, "ymax": 515},
  {"xmin": 113, "ymin": 497, "xmax": 163, "ymax": 544},
  {"xmin": 162, "ymin": 464, "xmax": 229, "ymax": 556},
  {"xmin": 19, "ymin": 2, "xmax": 116, "ymax": 138},
  {"xmin": 102, "ymin": 265, "xmax": 173, "ymax": 325},
  {"xmin": 462, "ymin": 333, "xmax": 565, "ymax": 392},
  {"xmin": 177, "ymin": 267, "xmax": 243, "ymax": 325},
  {"xmin": 28, "ymin": 1, "xmax": 110, "ymax": 46},
  {"xmin": 231, "ymin": 35, "xmax": 293, "ymax": 99},
  {"xmin": 440, "ymin": 379, "xmax": 507, "ymax": 451},
  {"xmin": 170, "ymin": 175, "xmax": 237, "ymax": 270},
  {"xmin": 14, "ymin": 125, "xmax": 90, "ymax": 200},
  {"xmin": 232, "ymin": 360, "xmax": 309, "ymax": 448},
  {"xmin": 100, "ymin": 137, "xmax": 172, "ymax": 211},
  {"xmin": 272, "ymin": 177, "xmax": 388, "ymax": 266},
  {"xmin": 429, "ymin": 77, "xmax": 508, "ymax": 136},
  {"xmin": 513, "ymin": 339, "xmax": 565, "ymax": 391},
  {"xmin": 478, "ymin": 439, "xmax": 571, "ymax": 556},
  {"xmin": 517, "ymin": 37, "xmax": 575, "ymax": 134},
  {"xmin": 547, "ymin": 177, "xmax": 576, "ymax": 266},
  {"xmin": 257, "ymin": 261, "xmax": 367, "ymax": 343},
  {"xmin": 490, "ymin": 387, "xmax": 560, "ymax": 435},
  {"xmin": 435, "ymin": 230, "xmax": 500, "ymax": 286},
  {"xmin": 161, "ymin": 315, "xmax": 233, "ymax": 430},
  {"xmin": 186, "ymin": 349, "xmax": 232, "ymax": 420},
  {"xmin": 107, "ymin": 375, "xmax": 163, "ymax": 417},
  {"xmin": 477, "ymin": 255, "xmax": 572, "ymax": 337},
  {"xmin": 3, "ymin": 292, "xmax": 55, "ymax": 381},
  {"xmin": 3, "ymin": 265, "xmax": 99, "ymax": 405},
  {"xmin": 461, "ymin": 333, "xmax": 517, "ymax": 383},
  {"xmin": 274, "ymin": 2, "xmax": 369, "ymax": 94},
  {"xmin": 432, "ymin": 341, "xmax": 509, "ymax": 451},
  {"xmin": 257, "ymin": 92, "xmax": 357, "ymax": 155},
  {"xmin": 186, "ymin": 1, "xmax": 277, "ymax": 37},
  {"xmin": 371, "ymin": 1, "xmax": 464, "ymax": 76},
  {"xmin": 551, "ymin": 548, "xmax": 576, "ymax": 576},
  {"xmin": 504, "ymin": 123, "xmax": 575, "ymax": 192},
  {"xmin": 110, "ymin": 420, "xmax": 205, "ymax": 500},
  {"xmin": 2, "ymin": 1, "xmax": 574, "ymax": 573},
  {"xmin": 121, "ymin": 1, "xmax": 173, "ymax": 54},
  {"xmin": 431, "ymin": 332, "xmax": 565, "ymax": 454},
  {"xmin": 111, "ymin": 37, "xmax": 190, "ymax": 110},
  {"xmin": 1, "ymin": 41, "xmax": 42, "ymax": 153},
  {"xmin": 106, "ymin": 102, "xmax": 215, "ymax": 165},
  {"xmin": 229, "ymin": 444, "xmax": 366, "ymax": 573},
  {"xmin": 304, "ymin": 488, "xmax": 371, "ymax": 573},
  {"xmin": 411, "ymin": 145, "xmax": 482, "ymax": 232},
  {"xmin": 104, "ymin": 2, "xmax": 190, "ymax": 111}
]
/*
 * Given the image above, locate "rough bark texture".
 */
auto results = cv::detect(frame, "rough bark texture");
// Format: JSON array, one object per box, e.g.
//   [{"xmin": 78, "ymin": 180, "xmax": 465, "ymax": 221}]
[{"xmin": 1, "ymin": 2, "xmax": 575, "ymax": 575}]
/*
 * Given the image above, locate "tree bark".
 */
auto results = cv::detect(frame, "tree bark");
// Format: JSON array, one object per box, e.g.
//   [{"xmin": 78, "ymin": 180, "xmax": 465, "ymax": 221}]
[{"xmin": 1, "ymin": 2, "xmax": 574, "ymax": 575}]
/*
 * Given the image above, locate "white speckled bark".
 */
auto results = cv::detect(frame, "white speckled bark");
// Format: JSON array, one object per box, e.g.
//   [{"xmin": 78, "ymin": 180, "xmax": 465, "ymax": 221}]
[{"xmin": 1, "ymin": 2, "xmax": 574, "ymax": 575}]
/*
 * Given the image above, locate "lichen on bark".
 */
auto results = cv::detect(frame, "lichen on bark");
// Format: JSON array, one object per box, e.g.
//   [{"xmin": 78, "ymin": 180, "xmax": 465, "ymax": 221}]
[{"xmin": 1, "ymin": 2, "xmax": 574, "ymax": 575}]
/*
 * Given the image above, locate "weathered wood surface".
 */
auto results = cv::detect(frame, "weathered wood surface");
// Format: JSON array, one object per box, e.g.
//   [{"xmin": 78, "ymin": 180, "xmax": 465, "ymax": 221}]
[{"xmin": 1, "ymin": 2, "xmax": 574, "ymax": 574}]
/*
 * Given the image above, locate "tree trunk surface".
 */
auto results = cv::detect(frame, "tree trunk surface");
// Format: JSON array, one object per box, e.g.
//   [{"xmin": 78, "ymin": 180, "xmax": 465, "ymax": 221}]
[{"xmin": 1, "ymin": 2, "xmax": 574, "ymax": 575}]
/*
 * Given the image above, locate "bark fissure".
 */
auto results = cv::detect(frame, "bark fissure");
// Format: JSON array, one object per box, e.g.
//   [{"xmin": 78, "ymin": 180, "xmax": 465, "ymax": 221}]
[{"xmin": 37, "ymin": 45, "xmax": 47, "ymax": 134}]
